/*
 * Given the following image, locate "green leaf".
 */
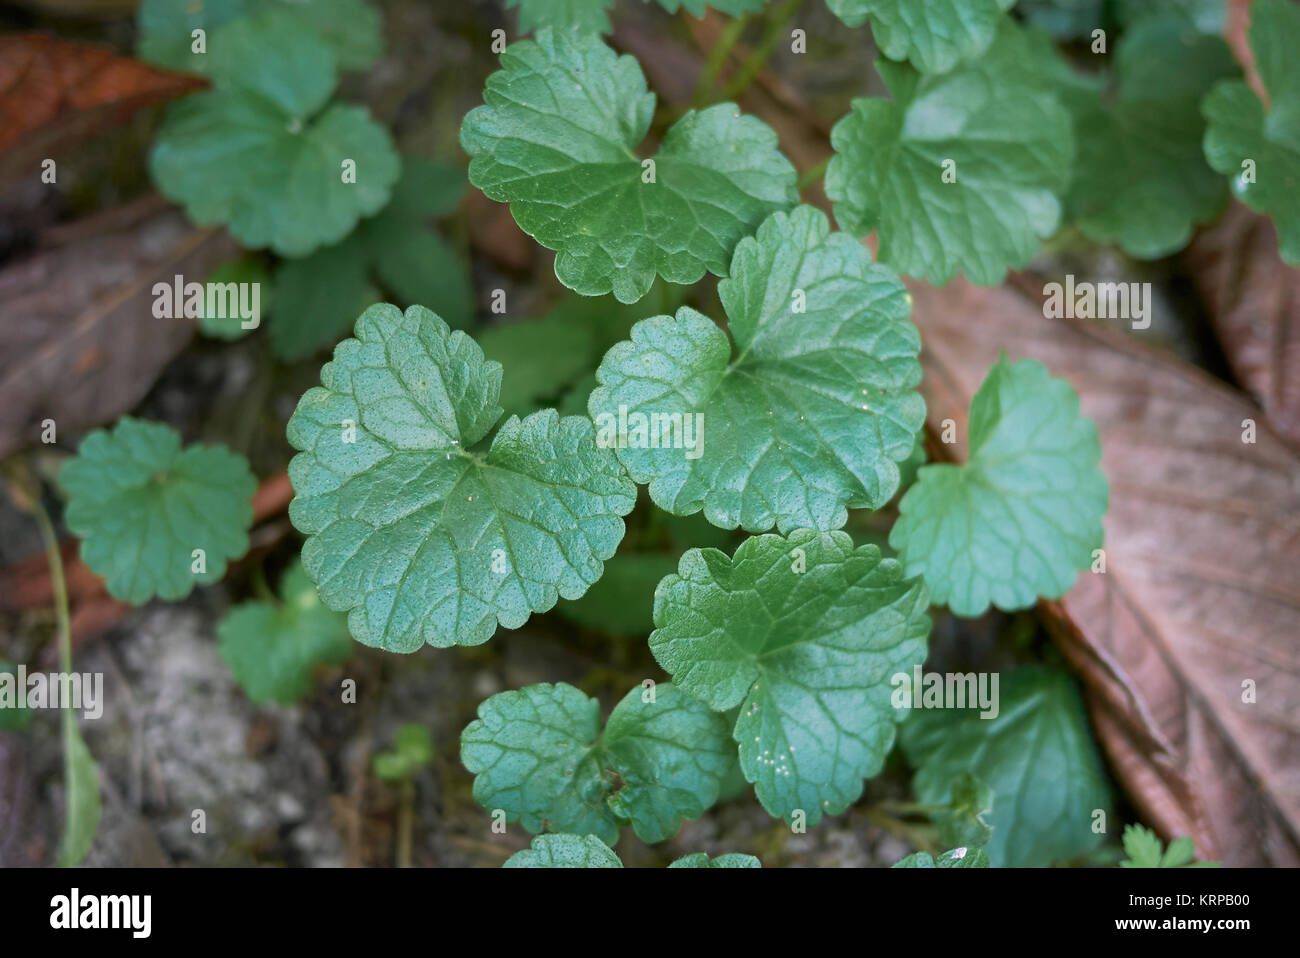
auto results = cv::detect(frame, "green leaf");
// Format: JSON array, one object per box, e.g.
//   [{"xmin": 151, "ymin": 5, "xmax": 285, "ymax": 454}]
[
  {"xmin": 504, "ymin": 833, "xmax": 623, "ymax": 868},
  {"xmin": 1017, "ymin": 0, "xmax": 1104, "ymax": 41},
  {"xmin": 461, "ymin": 28, "xmax": 797, "ymax": 304},
  {"xmin": 901, "ymin": 666, "xmax": 1113, "ymax": 868},
  {"xmin": 826, "ymin": 20, "xmax": 1073, "ymax": 285},
  {"xmin": 668, "ymin": 851, "xmax": 761, "ymax": 867},
  {"xmin": 60, "ymin": 418, "xmax": 256, "ymax": 604},
  {"xmin": 892, "ymin": 847, "xmax": 990, "ymax": 868},
  {"xmin": 933, "ymin": 772, "xmax": 994, "ymax": 850},
  {"xmin": 56, "ymin": 716, "xmax": 101, "ymax": 867},
  {"xmin": 217, "ymin": 560, "xmax": 353, "ymax": 705},
  {"xmin": 373, "ymin": 723, "xmax": 434, "ymax": 780},
  {"xmin": 1203, "ymin": 0, "xmax": 1300, "ymax": 265},
  {"xmin": 654, "ymin": 0, "xmax": 770, "ymax": 16},
  {"xmin": 554, "ymin": 552, "xmax": 679, "ymax": 635},
  {"xmin": 137, "ymin": 0, "xmax": 251, "ymax": 73},
  {"xmin": 825, "ymin": 0, "xmax": 1016, "ymax": 74},
  {"xmin": 589, "ymin": 205, "xmax": 924, "ymax": 534},
  {"xmin": 888, "ymin": 355, "xmax": 1107, "ymax": 616},
  {"xmin": 287, "ymin": 304, "xmax": 636, "ymax": 651},
  {"xmin": 150, "ymin": 12, "xmax": 399, "ymax": 257},
  {"xmin": 650, "ymin": 530, "xmax": 931, "ymax": 826},
  {"xmin": 461, "ymin": 682, "xmax": 735, "ymax": 843},
  {"xmin": 200, "ymin": 257, "xmax": 272, "ymax": 341},
  {"xmin": 507, "ymin": 0, "xmax": 614, "ymax": 33},
  {"xmin": 136, "ymin": 0, "xmax": 381, "ymax": 73},
  {"xmin": 269, "ymin": 236, "xmax": 375, "ymax": 361},
  {"xmin": 1058, "ymin": 15, "xmax": 1237, "ymax": 258},
  {"xmin": 1119, "ymin": 824, "xmax": 1219, "ymax": 868},
  {"xmin": 270, "ymin": 158, "xmax": 471, "ymax": 360},
  {"xmin": 1115, "ymin": 0, "xmax": 1225, "ymax": 34}
]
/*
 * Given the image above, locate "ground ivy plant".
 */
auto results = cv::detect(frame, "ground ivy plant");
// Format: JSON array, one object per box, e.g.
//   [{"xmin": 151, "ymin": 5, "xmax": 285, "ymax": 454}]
[{"xmin": 47, "ymin": 0, "xmax": 1284, "ymax": 868}]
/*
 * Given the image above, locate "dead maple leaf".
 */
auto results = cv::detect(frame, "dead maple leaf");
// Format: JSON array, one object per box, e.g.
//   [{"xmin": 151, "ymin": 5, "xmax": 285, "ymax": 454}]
[{"xmin": 908, "ymin": 275, "xmax": 1300, "ymax": 867}]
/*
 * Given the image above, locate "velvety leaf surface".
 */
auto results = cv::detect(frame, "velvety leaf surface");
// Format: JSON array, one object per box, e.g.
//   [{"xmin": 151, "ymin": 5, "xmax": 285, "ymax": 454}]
[
  {"xmin": 650, "ymin": 529, "xmax": 931, "ymax": 825},
  {"xmin": 589, "ymin": 205, "xmax": 925, "ymax": 534},
  {"xmin": 287, "ymin": 304, "xmax": 635, "ymax": 651},
  {"xmin": 888, "ymin": 355, "xmax": 1108, "ymax": 617},
  {"xmin": 667, "ymin": 851, "xmax": 761, "ymax": 867},
  {"xmin": 901, "ymin": 666, "xmax": 1113, "ymax": 867},
  {"xmin": 826, "ymin": 20, "xmax": 1072, "ymax": 285},
  {"xmin": 892, "ymin": 847, "xmax": 989, "ymax": 868},
  {"xmin": 60, "ymin": 417, "xmax": 256, "ymax": 604},
  {"xmin": 461, "ymin": 29, "xmax": 796, "ymax": 303}
]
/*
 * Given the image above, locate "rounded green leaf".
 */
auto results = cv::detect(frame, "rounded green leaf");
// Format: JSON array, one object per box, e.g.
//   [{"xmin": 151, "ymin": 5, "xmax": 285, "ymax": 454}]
[
  {"xmin": 461, "ymin": 28, "xmax": 797, "ymax": 304},
  {"xmin": 461, "ymin": 682, "xmax": 734, "ymax": 844},
  {"xmin": 507, "ymin": 0, "xmax": 614, "ymax": 33},
  {"xmin": 589, "ymin": 205, "xmax": 924, "ymax": 534},
  {"xmin": 825, "ymin": 0, "xmax": 1016, "ymax": 74},
  {"xmin": 668, "ymin": 851, "xmax": 761, "ymax": 868},
  {"xmin": 1202, "ymin": 0, "xmax": 1300, "ymax": 265},
  {"xmin": 150, "ymin": 15, "xmax": 399, "ymax": 260},
  {"xmin": 892, "ymin": 847, "xmax": 990, "ymax": 868},
  {"xmin": 826, "ymin": 20, "xmax": 1073, "ymax": 285},
  {"xmin": 137, "ymin": 0, "xmax": 251, "ymax": 73},
  {"xmin": 650, "ymin": 530, "xmax": 931, "ymax": 826},
  {"xmin": 888, "ymin": 356, "xmax": 1108, "ymax": 617},
  {"xmin": 503, "ymin": 833, "xmax": 623, "ymax": 868},
  {"xmin": 217, "ymin": 561, "xmax": 353, "ymax": 705},
  {"xmin": 286, "ymin": 304, "xmax": 635, "ymax": 651},
  {"xmin": 1061, "ymin": 15, "xmax": 1237, "ymax": 258},
  {"xmin": 59, "ymin": 418, "xmax": 256, "ymax": 605},
  {"xmin": 900, "ymin": 666, "xmax": 1113, "ymax": 867}
]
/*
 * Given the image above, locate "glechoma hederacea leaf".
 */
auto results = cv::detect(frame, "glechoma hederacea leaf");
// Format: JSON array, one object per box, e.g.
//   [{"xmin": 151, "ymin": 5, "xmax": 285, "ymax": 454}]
[
  {"xmin": 286, "ymin": 304, "xmax": 636, "ymax": 651},
  {"xmin": 892, "ymin": 847, "xmax": 990, "ymax": 868},
  {"xmin": 217, "ymin": 560, "xmax": 353, "ymax": 705},
  {"xmin": 1203, "ymin": 0, "xmax": 1300, "ymax": 264},
  {"xmin": 502, "ymin": 832, "xmax": 760, "ymax": 867},
  {"xmin": 888, "ymin": 355, "xmax": 1107, "ymax": 617},
  {"xmin": 1055, "ymin": 14, "xmax": 1237, "ymax": 258},
  {"xmin": 461, "ymin": 28, "xmax": 797, "ymax": 304},
  {"xmin": 150, "ymin": 8, "xmax": 398, "ymax": 257},
  {"xmin": 901, "ymin": 666, "xmax": 1113, "ymax": 867},
  {"xmin": 589, "ymin": 205, "xmax": 925, "ymax": 534},
  {"xmin": 826, "ymin": 19, "xmax": 1073, "ymax": 285},
  {"xmin": 137, "ymin": 0, "xmax": 382, "ymax": 74},
  {"xmin": 825, "ymin": 0, "xmax": 1016, "ymax": 74},
  {"xmin": 270, "ymin": 157, "xmax": 471, "ymax": 361},
  {"xmin": 650, "ymin": 530, "xmax": 931, "ymax": 826},
  {"xmin": 461, "ymin": 682, "xmax": 737, "ymax": 843},
  {"xmin": 60, "ymin": 418, "xmax": 256, "ymax": 605}
]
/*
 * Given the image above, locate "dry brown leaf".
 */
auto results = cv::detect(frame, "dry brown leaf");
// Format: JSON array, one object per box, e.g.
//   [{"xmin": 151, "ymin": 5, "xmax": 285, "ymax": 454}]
[
  {"xmin": 0, "ymin": 34, "xmax": 203, "ymax": 180},
  {"xmin": 0, "ymin": 194, "xmax": 238, "ymax": 460},
  {"xmin": 908, "ymin": 275, "xmax": 1300, "ymax": 866},
  {"xmin": 1186, "ymin": 201, "xmax": 1300, "ymax": 448}
]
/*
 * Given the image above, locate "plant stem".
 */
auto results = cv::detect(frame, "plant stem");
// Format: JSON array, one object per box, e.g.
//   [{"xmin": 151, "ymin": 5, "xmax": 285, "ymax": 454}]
[
  {"xmin": 796, "ymin": 157, "xmax": 829, "ymax": 192},
  {"xmin": 719, "ymin": 0, "xmax": 803, "ymax": 102},
  {"xmin": 32, "ymin": 498, "xmax": 80, "ymax": 849},
  {"xmin": 397, "ymin": 778, "xmax": 414, "ymax": 868},
  {"xmin": 693, "ymin": 14, "xmax": 750, "ymax": 107}
]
